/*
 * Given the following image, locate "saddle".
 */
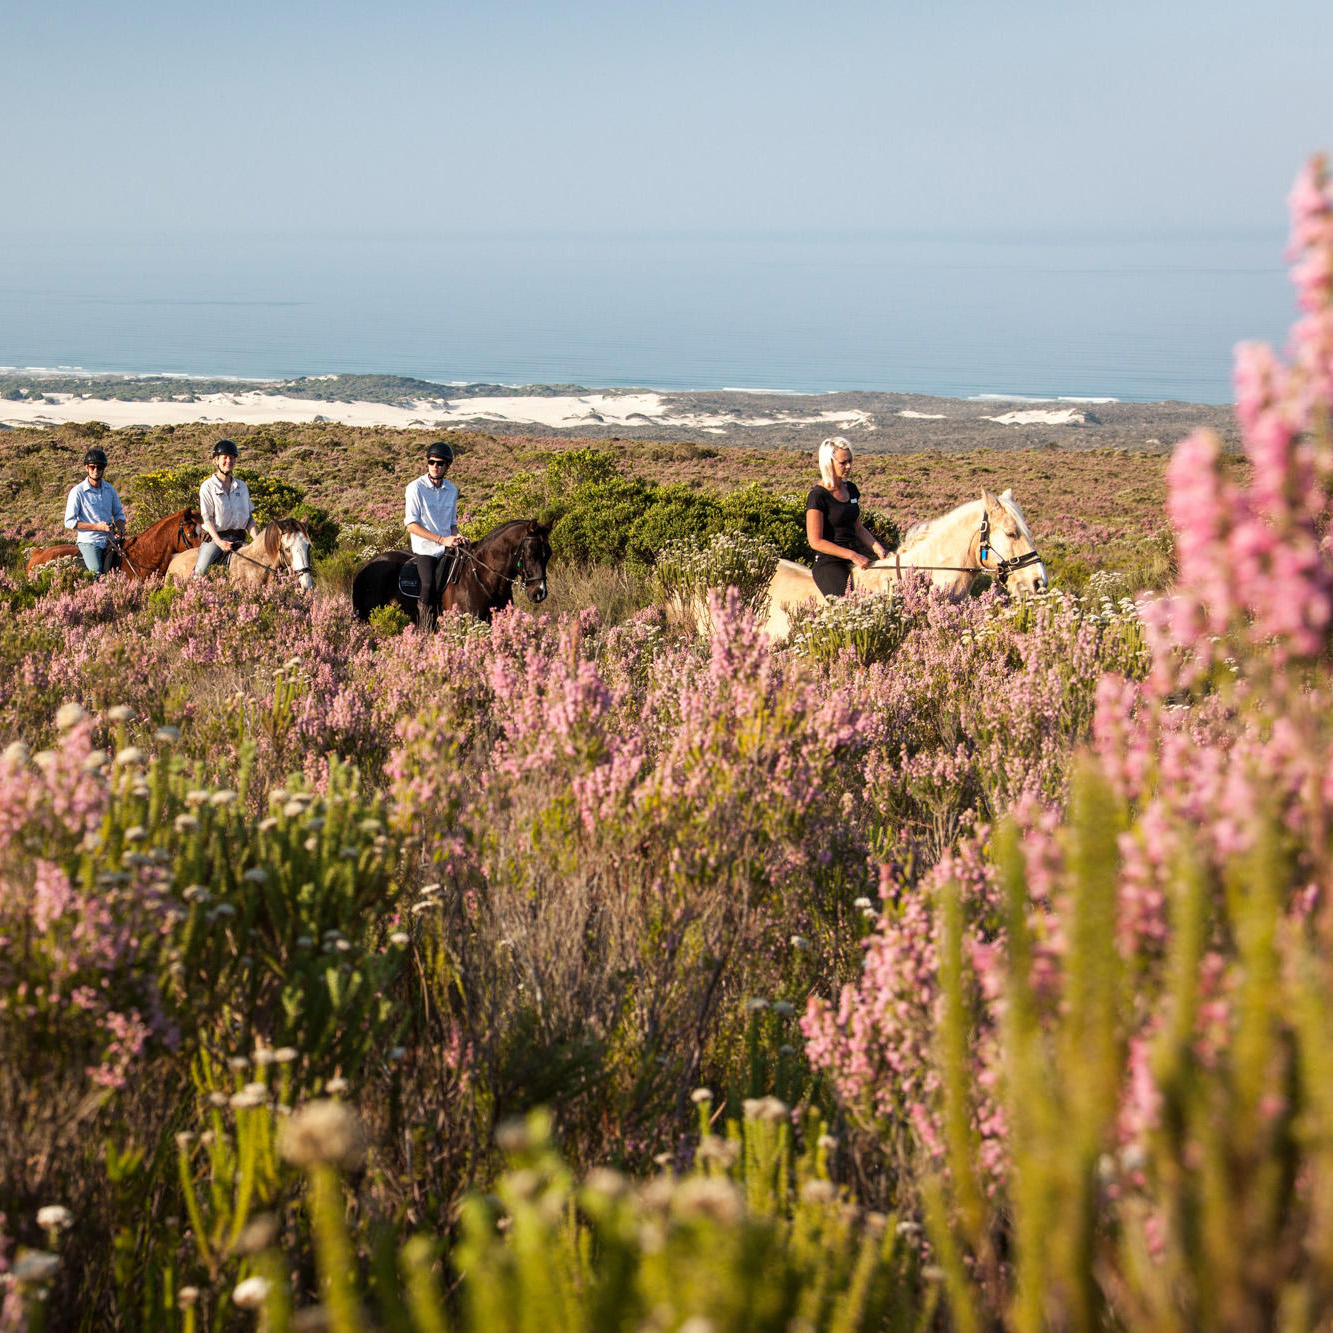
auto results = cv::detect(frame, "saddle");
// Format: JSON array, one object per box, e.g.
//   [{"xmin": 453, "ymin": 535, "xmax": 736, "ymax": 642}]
[{"xmin": 397, "ymin": 551, "xmax": 464, "ymax": 600}]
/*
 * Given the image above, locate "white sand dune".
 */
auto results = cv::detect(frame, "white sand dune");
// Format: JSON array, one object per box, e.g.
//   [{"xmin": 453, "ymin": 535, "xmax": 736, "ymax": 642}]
[
  {"xmin": 0, "ymin": 390, "xmax": 877, "ymax": 435},
  {"xmin": 982, "ymin": 408, "xmax": 1086, "ymax": 426}
]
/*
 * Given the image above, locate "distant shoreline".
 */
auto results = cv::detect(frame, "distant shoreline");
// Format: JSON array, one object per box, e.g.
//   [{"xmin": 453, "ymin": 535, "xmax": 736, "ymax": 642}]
[{"xmin": 0, "ymin": 373, "xmax": 1236, "ymax": 453}]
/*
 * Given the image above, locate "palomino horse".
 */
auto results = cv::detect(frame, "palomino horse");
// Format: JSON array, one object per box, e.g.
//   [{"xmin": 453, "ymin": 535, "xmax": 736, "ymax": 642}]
[
  {"xmin": 165, "ymin": 519, "xmax": 315, "ymax": 589},
  {"xmin": 352, "ymin": 519, "xmax": 552, "ymax": 627},
  {"xmin": 759, "ymin": 489, "xmax": 1046, "ymax": 641},
  {"xmin": 25, "ymin": 508, "xmax": 204, "ymax": 578}
]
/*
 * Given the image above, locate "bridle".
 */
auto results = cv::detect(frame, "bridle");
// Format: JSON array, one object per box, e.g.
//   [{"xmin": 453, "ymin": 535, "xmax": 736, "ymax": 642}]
[
  {"xmin": 228, "ymin": 531, "xmax": 312, "ymax": 581},
  {"xmin": 869, "ymin": 512, "xmax": 1044, "ymax": 591},
  {"xmin": 976, "ymin": 511, "xmax": 1044, "ymax": 589},
  {"xmin": 457, "ymin": 528, "xmax": 550, "ymax": 603},
  {"xmin": 115, "ymin": 513, "xmax": 202, "ymax": 577}
]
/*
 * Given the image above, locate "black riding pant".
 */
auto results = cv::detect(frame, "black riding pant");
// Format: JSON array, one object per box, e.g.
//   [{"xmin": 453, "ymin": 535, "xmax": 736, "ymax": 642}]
[
  {"xmin": 412, "ymin": 551, "xmax": 456, "ymax": 613},
  {"xmin": 812, "ymin": 556, "xmax": 852, "ymax": 598}
]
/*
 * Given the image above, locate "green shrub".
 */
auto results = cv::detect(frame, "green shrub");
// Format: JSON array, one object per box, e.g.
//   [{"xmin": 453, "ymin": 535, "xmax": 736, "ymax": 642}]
[
  {"xmin": 290, "ymin": 501, "xmax": 339, "ymax": 558},
  {"xmin": 369, "ymin": 603, "xmax": 411, "ymax": 639},
  {"xmin": 718, "ymin": 484, "xmax": 809, "ymax": 561},
  {"xmin": 624, "ymin": 486, "xmax": 724, "ymax": 568}
]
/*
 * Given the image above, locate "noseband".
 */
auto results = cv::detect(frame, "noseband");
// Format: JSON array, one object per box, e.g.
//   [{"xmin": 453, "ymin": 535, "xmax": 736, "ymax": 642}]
[{"xmin": 978, "ymin": 512, "xmax": 1044, "ymax": 589}]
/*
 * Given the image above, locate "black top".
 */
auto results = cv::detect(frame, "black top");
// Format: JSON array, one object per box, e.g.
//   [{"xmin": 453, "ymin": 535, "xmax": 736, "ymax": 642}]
[{"xmin": 806, "ymin": 483, "xmax": 862, "ymax": 562}]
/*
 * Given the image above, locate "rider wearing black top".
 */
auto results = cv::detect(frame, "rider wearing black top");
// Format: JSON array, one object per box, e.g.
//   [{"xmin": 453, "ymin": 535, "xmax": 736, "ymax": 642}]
[{"xmin": 806, "ymin": 438, "xmax": 888, "ymax": 597}]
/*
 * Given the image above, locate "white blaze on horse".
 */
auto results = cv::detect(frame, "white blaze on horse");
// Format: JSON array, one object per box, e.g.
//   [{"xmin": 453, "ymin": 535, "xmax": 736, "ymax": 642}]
[
  {"xmin": 760, "ymin": 489, "xmax": 1046, "ymax": 641},
  {"xmin": 166, "ymin": 519, "xmax": 315, "ymax": 590}
]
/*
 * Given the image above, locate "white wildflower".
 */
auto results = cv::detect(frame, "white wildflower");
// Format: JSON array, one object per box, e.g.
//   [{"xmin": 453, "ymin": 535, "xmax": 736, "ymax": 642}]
[
  {"xmin": 114, "ymin": 746, "xmax": 144, "ymax": 766},
  {"xmin": 37, "ymin": 1205, "xmax": 73, "ymax": 1231},
  {"xmin": 107, "ymin": 704, "xmax": 135, "ymax": 724},
  {"xmin": 242, "ymin": 866, "xmax": 267, "ymax": 884},
  {"xmin": 273, "ymin": 1047, "xmax": 298, "ymax": 1063},
  {"xmin": 55, "ymin": 702, "xmax": 86, "ymax": 731},
  {"xmin": 174, "ymin": 814, "xmax": 200, "ymax": 834},
  {"xmin": 154, "ymin": 725, "xmax": 181, "ymax": 743},
  {"xmin": 325, "ymin": 1076, "xmax": 349, "ymax": 1095},
  {"xmin": 389, "ymin": 931, "xmax": 410, "ymax": 947},
  {"xmin": 81, "ymin": 749, "xmax": 108, "ymax": 773},
  {"xmin": 771, "ymin": 1001, "xmax": 795, "ymax": 1018},
  {"xmin": 209, "ymin": 789, "xmax": 238, "ymax": 807},
  {"xmin": 690, "ymin": 1087, "xmax": 713, "ymax": 1104},
  {"xmin": 123, "ymin": 825, "xmax": 148, "ymax": 844},
  {"xmin": 278, "ymin": 1099, "xmax": 367, "ymax": 1170},
  {"xmin": 232, "ymin": 1274, "xmax": 271, "ymax": 1309}
]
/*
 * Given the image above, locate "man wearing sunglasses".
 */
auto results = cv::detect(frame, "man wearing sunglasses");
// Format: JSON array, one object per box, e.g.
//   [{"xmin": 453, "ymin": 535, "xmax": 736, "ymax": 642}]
[
  {"xmin": 404, "ymin": 439, "xmax": 463, "ymax": 630},
  {"xmin": 64, "ymin": 447, "xmax": 126, "ymax": 576}
]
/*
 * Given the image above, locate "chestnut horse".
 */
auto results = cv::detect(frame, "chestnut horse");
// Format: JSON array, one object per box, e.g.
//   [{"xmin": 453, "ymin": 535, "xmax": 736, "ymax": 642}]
[
  {"xmin": 352, "ymin": 519, "xmax": 552, "ymax": 626},
  {"xmin": 25, "ymin": 508, "xmax": 204, "ymax": 579}
]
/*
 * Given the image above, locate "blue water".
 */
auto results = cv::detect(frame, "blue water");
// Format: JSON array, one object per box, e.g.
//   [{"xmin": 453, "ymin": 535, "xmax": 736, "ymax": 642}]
[{"xmin": 0, "ymin": 228, "xmax": 1295, "ymax": 403}]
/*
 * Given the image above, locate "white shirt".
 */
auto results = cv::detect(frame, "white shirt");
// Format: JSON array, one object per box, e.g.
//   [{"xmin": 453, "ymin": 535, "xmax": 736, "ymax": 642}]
[
  {"xmin": 199, "ymin": 473, "xmax": 254, "ymax": 534},
  {"xmin": 404, "ymin": 475, "xmax": 459, "ymax": 556},
  {"xmin": 64, "ymin": 478, "xmax": 126, "ymax": 547}
]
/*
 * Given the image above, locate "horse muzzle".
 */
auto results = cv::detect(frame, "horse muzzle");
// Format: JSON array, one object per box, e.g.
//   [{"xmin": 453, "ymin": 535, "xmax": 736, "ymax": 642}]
[{"xmin": 527, "ymin": 578, "xmax": 548, "ymax": 603}]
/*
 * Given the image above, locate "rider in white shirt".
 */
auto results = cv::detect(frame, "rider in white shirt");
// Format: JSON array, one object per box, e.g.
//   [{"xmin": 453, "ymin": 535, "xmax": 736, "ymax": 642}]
[
  {"xmin": 403, "ymin": 440, "xmax": 463, "ymax": 629},
  {"xmin": 194, "ymin": 439, "xmax": 258, "ymax": 577},
  {"xmin": 64, "ymin": 447, "xmax": 127, "ymax": 576}
]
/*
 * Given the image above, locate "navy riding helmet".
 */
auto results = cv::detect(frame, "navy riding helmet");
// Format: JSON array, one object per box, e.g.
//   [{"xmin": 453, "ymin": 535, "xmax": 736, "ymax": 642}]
[
  {"xmin": 83, "ymin": 447, "xmax": 108, "ymax": 467},
  {"xmin": 212, "ymin": 438, "xmax": 239, "ymax": 458},
  {"xmin": 425, "ymin": 440, "xmax": 454, "ymax": 464}
]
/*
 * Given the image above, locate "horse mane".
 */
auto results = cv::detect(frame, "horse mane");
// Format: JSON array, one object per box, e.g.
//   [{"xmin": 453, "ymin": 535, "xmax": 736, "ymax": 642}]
[
  {"xmin": 900, "ymin": 496, "xmax": 980, "ymax": 551},
  {"xmin": 256, "ymin": 517, "xmax": 306, "ymax": 560},
  {"xmin": 480, "ymin": 518, "xmax": 538, "ymax": 543},
  {"xmin": 128, "ymin": 507, "xmax": 200, "ymax": 545}
]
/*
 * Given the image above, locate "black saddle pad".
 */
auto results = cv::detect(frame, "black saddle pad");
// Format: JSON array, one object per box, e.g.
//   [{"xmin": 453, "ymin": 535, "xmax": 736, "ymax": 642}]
[{"xmin": 397, "ymin": 563, "xmax": 422, "ymax": 599}]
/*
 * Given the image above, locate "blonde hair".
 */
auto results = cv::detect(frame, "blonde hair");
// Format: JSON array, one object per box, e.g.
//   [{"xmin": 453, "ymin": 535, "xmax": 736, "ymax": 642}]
[{"xmin": 817, "ymin": 437, "xmax": 852, "ymax": 488}]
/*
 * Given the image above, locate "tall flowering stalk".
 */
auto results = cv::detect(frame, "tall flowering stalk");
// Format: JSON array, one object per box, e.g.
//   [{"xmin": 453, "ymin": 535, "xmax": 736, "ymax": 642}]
[{"xmin": 1150, "ymin": 154, "xmax": 1333, "ymax": 677}]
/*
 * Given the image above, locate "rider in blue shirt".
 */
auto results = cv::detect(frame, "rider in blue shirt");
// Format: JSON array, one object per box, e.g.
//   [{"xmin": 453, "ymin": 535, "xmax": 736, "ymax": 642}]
[
  {"xmin": 403, "ymin": 440, "xmax": 463, "ymax": 630},
  {"xmin": 64, "ymin": 448, "xmax": 127, "ymax": 576}
]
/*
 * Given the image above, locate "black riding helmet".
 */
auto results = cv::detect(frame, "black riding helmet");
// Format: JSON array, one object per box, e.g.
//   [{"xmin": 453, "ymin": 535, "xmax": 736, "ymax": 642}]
[
  {"xmin": 83, "ymin": 447, "xmax": 108, "ymax": 467},
  {"xmin": 212, "ymin": 438, "xmax": 239, "ymax": 458},
  {"xmin": 424, "ymin": 440, "xmax": 454, "ymax": 465}
]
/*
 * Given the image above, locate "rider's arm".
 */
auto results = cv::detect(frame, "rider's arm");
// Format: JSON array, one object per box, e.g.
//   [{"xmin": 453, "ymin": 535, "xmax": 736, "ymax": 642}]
[
  {"xmin": 806, "ymin": 506, "xmax": 870, "ymax": 568},
  {"xmin": 406, "ymin": 521, "xmax": 458, "ymax": 546},
  {"xmin": 855, "ymin": 518, "xmax": 888, "ymax": 560}
]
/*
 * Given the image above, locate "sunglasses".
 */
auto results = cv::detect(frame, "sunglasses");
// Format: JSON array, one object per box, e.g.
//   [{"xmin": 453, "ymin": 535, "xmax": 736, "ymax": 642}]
[
  {"xmin": 426, "ymin": 459, "xmax": 450, "ymax": 467},
  {"xmin": 86, "ymin": 463, "xmax": 105, "ymax": 470}
]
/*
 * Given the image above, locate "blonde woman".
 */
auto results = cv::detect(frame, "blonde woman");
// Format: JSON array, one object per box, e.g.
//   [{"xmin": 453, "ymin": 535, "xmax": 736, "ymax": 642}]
[{"xmin": 806, "ymin": 437, "xmax": 888, "ymax": 597}]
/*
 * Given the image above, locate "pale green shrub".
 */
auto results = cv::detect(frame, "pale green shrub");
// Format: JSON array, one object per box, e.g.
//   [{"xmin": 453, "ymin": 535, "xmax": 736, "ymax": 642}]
[{"xmin": 652, "ymin": 530, "xmax": 780, "ymax": 619}]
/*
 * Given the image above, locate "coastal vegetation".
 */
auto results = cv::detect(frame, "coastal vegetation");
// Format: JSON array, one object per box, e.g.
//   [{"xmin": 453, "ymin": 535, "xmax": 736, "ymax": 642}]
[{"xmin": 0, "ymin": 156, "xmax": 1328, "ymax": 1331}]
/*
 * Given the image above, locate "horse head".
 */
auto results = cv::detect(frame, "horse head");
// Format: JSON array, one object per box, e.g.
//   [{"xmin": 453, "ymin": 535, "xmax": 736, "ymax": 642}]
[
  {"xmin": 980, "ymin": 490, "xmax": 1047, "ymax": 594},
  {"xmin": 273, "ymin": 519, "xmax": 315, "ymax": 590},
  {"xmin": 179, "ymin": 508, "xmax": 205, "ymax": 552},
  {"xmin": 517, "ymin": 521, "xmax": 553, "ymax": 603}
]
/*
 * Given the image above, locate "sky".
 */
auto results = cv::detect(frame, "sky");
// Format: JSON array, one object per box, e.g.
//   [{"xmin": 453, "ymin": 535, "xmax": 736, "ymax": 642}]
[{"xmin": 7, "ymin": 0, "xmax": 1333, "ymax": 238}]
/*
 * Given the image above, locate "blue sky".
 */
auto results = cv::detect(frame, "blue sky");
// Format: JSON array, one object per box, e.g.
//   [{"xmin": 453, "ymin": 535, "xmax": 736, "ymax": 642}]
[{"xmin": 7, "ymin": 0, "xmax": 1333, "ymax": 235}]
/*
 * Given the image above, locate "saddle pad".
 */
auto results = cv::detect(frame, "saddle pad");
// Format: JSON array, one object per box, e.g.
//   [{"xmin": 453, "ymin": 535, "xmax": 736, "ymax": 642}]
[{"xmin": 397, "ymin": 563, "xmax": 422, "ymax": 599}]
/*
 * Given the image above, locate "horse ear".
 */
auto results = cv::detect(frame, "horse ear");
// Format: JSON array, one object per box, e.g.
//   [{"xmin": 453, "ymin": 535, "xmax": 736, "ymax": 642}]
[{"xmin": 1000, "ymin": 487, "xmax": 1014, "ymax": 501}]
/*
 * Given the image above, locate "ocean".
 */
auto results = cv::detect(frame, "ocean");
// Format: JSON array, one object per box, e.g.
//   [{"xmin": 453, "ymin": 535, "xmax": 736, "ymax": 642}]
[{"xmin": 0, "ymin": 227, "xmax": 1294, "ymax": 404}]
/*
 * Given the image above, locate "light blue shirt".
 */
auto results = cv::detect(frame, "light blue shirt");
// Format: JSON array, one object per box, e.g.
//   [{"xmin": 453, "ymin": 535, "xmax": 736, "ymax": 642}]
[
  {"xmin": 64, "ymin": 478, "xmax": 126, "ymax": 547},
  {"xmin": 404, "ymin": 475, "xmax": 459, "ymax": 556}
]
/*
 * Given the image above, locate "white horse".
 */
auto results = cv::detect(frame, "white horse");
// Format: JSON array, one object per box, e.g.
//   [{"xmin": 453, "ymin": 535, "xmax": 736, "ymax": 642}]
[
  {"xmin": 758, "ymin": 489, "xmax": 1046, "ymax": 641},
  {"xmin": 166, "ymin": 518, "xmax": 315, "ymax": 590}
]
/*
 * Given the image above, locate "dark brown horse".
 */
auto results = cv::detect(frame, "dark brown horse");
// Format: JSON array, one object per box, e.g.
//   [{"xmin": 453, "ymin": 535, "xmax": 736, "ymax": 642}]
[
  {"xmin": 352, "ymin": 519, "xmax": 552, "ymax": 626},
  {"xmin": 25, "ymin": 508, "xmax": 205, "ymax": 579}
]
